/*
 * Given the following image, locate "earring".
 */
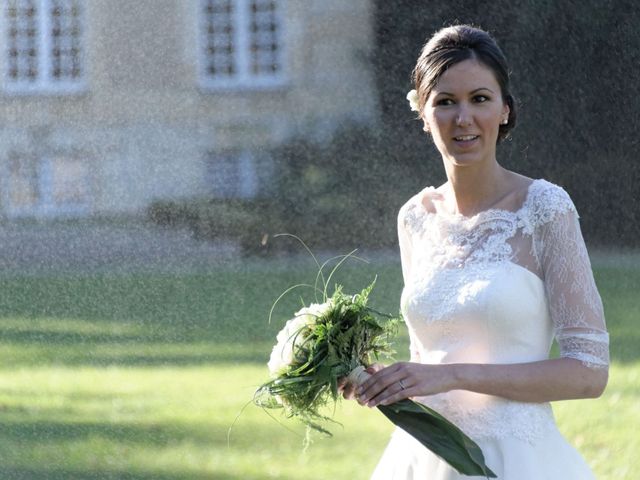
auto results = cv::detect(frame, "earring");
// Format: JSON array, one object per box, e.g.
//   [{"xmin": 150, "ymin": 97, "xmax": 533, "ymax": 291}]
[{"xmin": 501, "ymin": 117, "xmax": 508, "ymax": 125}]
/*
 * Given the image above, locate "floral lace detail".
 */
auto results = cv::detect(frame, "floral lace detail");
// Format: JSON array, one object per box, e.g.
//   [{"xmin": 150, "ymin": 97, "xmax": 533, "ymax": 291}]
[
  {"xmin": 402, "ymin": 199, "xmax": 430, "ymax": 237},
  {"xmin": 555, "ymin": 329, "xmax": 610, "ymax": 368},
  {"xmin": 416, "ymin": 394, "xmax": 557, "ymax": 444},
  {"xmin": 519, "ymin": 179, "xmax": 576, "ymax": 237},
  {"xmin": 404, "ymin": 206, "xmax": 519, "ymax": 273}
]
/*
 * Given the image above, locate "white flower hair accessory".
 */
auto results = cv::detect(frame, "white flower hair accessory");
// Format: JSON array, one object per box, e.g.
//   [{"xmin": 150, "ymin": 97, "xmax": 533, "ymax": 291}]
[{"xmin": 406, "ymin": 89, "xmax": 420, "ymax": 112}]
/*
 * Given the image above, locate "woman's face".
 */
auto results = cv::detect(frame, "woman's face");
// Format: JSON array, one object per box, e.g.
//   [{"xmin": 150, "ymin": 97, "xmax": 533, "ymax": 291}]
[{"xmin": 422, "ymin": 59, "xmax": 509, "ymax": 169}]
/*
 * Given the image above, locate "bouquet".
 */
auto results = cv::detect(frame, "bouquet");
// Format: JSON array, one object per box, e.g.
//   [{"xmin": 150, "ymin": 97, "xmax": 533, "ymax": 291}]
[{"xmin": 254, "ymin": 241, "xmax": 496, "ymax": 477}]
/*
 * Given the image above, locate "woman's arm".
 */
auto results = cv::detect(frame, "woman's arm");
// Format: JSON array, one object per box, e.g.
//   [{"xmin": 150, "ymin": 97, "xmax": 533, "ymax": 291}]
[{"xmin": 356, "ymin": 357, "xmax": 608, "ymax": 407}]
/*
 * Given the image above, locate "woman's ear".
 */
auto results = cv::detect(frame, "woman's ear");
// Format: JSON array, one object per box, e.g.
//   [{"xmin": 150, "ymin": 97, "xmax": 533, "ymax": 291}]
[{"xmin": 501, "ymin": 104, "xmax": 510, "ymax": 125}]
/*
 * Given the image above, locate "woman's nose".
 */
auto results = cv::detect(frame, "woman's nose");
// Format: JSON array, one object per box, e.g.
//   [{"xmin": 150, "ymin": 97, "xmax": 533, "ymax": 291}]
[{"xmin": 455, "ymin": 106, "xmax": 472, "ymax": 127}]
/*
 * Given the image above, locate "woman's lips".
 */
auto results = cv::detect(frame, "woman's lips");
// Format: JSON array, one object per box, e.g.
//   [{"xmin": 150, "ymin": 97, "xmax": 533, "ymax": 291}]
[{"xmin": 453, "ymin": 135, "xmax": 479, "ymax": 147}]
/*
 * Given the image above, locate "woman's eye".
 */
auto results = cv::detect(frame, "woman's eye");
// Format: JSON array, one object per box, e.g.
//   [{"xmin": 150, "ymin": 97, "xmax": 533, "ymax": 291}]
[
  {"xmin": 436, "ymin": 98, "xmax": 454, "ymax": 106},
  {"xmin": 474, "ymin": 95, "xmax": 489, "ymax": 103}
]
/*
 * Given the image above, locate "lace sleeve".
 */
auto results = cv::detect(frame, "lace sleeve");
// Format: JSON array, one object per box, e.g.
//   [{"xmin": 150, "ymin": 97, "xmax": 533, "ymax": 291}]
[
  {"xmin": 398, "ymin": 204, "xmax": 421, "ymax": 362},
  {"xmin": 534, "ymin": 189, "xmax": 609, "ymax": 369}
]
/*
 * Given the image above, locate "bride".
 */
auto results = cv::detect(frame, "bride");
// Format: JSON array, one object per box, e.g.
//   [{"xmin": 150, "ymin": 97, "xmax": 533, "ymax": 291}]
[{"xmin": 343, "ymin": 25, "xmax": 609, "ymax": 479}]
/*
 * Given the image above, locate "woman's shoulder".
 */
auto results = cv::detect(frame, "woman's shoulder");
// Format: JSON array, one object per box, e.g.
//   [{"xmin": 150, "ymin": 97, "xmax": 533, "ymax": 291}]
[
  {"xmin": 398, "ymin": 185, "xmax": 441, "ymax": 230},
  {"xmin": 523, "ymin": 178, "xmax": 578, "ymax": 231},
  {"xmin": 526, "ymin": 178, "xmax": 576, "ymax": 211},
  {"xmin": 399, "ymin": 185, "xmax": 444, "ymax": 214}
]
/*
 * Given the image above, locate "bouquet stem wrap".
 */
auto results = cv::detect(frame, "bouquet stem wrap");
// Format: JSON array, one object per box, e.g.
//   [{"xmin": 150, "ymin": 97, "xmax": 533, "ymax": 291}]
[{"xmin": 346, "ymin": 365, "xmax": 371, "ymax": 387}]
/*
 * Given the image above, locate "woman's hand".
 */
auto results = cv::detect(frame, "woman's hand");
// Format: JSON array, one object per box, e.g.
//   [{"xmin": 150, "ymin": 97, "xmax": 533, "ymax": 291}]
[
  {"xmin": 338, "ymin": 363, "xmax": 384, "ymax": 401},
  {"xmin": 356, "ymin": 362, "xmax": 454, "ymax": 407}
]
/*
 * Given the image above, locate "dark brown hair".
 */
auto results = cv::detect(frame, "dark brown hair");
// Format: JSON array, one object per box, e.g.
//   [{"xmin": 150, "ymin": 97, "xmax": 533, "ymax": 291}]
[{"xmin": 412, "ymin": 25, "xmax": 516, "ymax": 142}]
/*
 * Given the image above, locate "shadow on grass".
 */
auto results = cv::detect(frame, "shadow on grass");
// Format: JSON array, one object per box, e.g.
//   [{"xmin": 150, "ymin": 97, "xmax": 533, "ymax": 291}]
[
  {"xmin": 0, "ymin": 329, "xmax": 151, "ymax": 345},
  {"xmin": 0, "ymin": 411, "xmax": 305, "ymax": 450},
  {"xmin": 0, "ymin": 419, "xmax": 208, "ymax": 446},
  {"xmin": 0, "ymin": 417, "xmax": 300, "ymax": 480},
  {"xmin": 0, "ymin": 265, "xmax": 404, "ymax": 367},
  {"xmin": 0, "ymin": 468, "xmax": 191, "ymax": 480},
  {"xmin": 0, "ymin": 467, "xmax": 285, "ymax": 480},
  {"xmin": 0, "ymin": 265, "xmax": 636, "ymax": 366},
  {"xmin": 0, "ymin": 337, "xmax": 272, "ymax": 367},
  {"xmin": 0, "ymin": 272, "xmax": 309, "ymax": 367}
]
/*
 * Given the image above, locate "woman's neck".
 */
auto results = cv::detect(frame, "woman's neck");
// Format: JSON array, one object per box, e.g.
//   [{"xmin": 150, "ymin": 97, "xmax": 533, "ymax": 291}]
[{"xmin": 442, "ymin": 160, "xmax": 510, "ymax": 217}]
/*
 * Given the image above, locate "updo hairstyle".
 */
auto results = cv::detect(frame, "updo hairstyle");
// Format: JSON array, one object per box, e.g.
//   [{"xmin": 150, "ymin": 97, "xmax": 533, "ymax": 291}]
[{"xmin": 412, "ymin": 25, "xmax": 517, "ymax": 142}]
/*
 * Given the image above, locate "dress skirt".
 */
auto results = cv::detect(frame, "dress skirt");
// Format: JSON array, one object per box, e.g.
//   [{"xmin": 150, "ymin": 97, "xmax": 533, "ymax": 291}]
[{"xmin": 370, "ymin": 427, "xmax": 595, "ymax": 480}]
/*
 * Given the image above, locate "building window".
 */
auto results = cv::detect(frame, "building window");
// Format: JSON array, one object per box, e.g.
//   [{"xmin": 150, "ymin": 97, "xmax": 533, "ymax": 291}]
[
  {"xmin": 7, "ymin": 154, "xmax": 40, "ymax": 211},
  {"xmin": 2, "ymin": 0, "xmax": 85, "ymax": 94},
  {"xmin": 199, "ymin": 0, "xmax": 285, "ymax": 89},
  {"xmin": 4, "ymin": 153, "xmax": 91, "ymax": 217},
  {"xmin": 205, "ymin": 150, "xmax": 275, "ymax": 199}
]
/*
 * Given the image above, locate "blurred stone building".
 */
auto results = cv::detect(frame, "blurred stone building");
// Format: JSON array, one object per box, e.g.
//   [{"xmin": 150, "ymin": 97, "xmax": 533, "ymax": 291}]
[{"xmin": 0, "ymin": 0, "xmax": 378, "ymax": 218}]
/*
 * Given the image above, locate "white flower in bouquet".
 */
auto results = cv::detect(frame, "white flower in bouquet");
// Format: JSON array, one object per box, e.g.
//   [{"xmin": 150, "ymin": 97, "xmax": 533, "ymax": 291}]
[
  {"xmin": 296, "ymin": 301, "xmax": 333, "ymax": 324},
  {"xmin": 267, "ymin": 300, "xmax": 333, "ymax": 377}
]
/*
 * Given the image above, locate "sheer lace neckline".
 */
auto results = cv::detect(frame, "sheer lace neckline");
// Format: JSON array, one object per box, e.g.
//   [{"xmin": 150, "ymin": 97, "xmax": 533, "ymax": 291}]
[{"xmin": 418, "ymin": 178, "xmax": 544, "ymax": 224}]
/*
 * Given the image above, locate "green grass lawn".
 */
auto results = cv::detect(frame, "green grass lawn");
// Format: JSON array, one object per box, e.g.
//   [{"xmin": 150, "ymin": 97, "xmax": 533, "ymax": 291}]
[{"xmin": 0, "ymin": 255, "xmax": 637, "ymax": 479}]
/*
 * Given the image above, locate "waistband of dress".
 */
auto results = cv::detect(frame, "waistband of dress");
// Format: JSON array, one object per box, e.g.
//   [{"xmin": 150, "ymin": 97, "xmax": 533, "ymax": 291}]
[{"xmin": 413, "ymin": 394, "xmax": 557, "ymax": 444}]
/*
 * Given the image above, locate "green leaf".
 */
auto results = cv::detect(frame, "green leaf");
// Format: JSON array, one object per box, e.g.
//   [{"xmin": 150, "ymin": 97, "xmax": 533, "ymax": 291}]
[{"xmin": 377, "ymin": 400, "xmax": 496, "ymax": 477}]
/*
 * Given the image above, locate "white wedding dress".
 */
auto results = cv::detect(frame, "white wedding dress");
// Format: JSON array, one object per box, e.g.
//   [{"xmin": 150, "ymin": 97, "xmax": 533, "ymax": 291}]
[{"xmin": 371, "ymin": 179, "xmax": 609, "ymax": 480}]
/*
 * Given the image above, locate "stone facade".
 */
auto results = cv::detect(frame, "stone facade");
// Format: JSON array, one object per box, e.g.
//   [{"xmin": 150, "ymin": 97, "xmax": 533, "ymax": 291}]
[{"xmin": 0, "ymin": 0, "xmax": 378, "ymax": 217}]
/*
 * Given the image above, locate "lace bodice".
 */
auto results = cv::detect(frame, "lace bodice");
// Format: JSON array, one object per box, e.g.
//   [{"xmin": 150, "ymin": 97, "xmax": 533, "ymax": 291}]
[{"xmin": 397, "ymin": 178, "xmax": 609, "ymax": 442}]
